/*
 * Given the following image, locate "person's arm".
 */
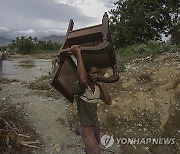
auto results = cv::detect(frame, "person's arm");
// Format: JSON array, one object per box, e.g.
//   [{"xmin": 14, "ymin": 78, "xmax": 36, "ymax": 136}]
[
  {"xmin": 70, "ymin": 45, "xmax": 87, "ymax": 87},
  {"xmin": 97, "ymin": 82, "xmax": 111, "ymax": 105}
]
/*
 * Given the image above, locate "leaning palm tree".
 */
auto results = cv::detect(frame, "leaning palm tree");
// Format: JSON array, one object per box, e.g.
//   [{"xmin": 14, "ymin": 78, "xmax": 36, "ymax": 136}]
[{"xmin": 16, "ymin": 37, "xmax": 19, "ymax": 44}]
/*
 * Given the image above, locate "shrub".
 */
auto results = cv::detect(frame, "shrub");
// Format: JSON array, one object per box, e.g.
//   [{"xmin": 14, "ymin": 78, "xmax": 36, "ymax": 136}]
[{"xmin": 115, "ymin": 40, "xmax": 179, "ymax": 72}]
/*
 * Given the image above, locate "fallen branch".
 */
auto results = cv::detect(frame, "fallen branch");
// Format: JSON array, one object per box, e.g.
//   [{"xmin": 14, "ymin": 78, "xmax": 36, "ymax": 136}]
[
  {"xmin": 0, "ymin": 104, "xmax": 40, "ymax": 153},
  {"xmin": 19, "ymin": 140, "xmax": 40, "ymax": 148},
  {"xmin": 2, "ymin": 118, "xmax": 19, "ymax": 135}
]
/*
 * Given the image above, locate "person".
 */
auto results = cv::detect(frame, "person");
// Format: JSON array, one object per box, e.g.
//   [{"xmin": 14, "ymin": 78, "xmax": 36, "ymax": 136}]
[{"xmin": 70, "ymin": 45, "xmax": 112, "ymax": 154}]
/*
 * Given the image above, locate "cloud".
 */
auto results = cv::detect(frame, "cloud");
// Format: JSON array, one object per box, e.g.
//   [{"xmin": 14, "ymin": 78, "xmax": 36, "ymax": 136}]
[
  {"xmin": 55, "ymin": 0, "xmax": 117, "ymax": 8},
  {"xmin": 0, "ymin": 0, "xmax": 97, "ymax": 28},
  {"xmin": 0, "ymin": 0, "xmax": 98, "ymax": 38},
  {"xmin": 54, "ymin": 0, "xmax": 88, "ymax": 6},
  {"xmin": 0, "ymin": 27, "xmax": 15, "ymax": 39},
  {"xmin": 99, "ymin": 0, "xmax": 117, "ymax": 8},
  {"xmin": 0, "ymin": 0, "xmax": 116, "ymax": 39},
  {"xmin": 0, "ymin": 27, "xmax": 66, "ymax": 39}
]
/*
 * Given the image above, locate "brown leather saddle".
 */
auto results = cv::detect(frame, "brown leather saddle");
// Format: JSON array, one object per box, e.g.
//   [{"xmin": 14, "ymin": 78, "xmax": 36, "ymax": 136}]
[{"xmin": 50, "ymin": 12, "xmax": 119, "ymax": 103}]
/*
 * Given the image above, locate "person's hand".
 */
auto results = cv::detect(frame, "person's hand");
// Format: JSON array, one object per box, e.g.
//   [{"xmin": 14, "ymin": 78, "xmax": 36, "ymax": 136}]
[{"xmin": 70, "ymin": 45, "xmax": 81, "ymax": 56}]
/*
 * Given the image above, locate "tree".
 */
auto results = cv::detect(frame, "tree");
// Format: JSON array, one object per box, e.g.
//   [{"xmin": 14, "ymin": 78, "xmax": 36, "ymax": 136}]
[
  {"xmin": 36, "ymin": 41, "xmax": 46, "ymax": 50},
  {"xmin": 170, "ymin": 22, "xmax": 180, "ymax": 44},
  {"xmin": 46, "ymin": 40, "xmax": 54, "ymax": 50},
  {"xmin": 33, "ymin": 37, "xmax": 37, "ymax": 44},
  {"xmin": 11, "ymin": 36, "xmax": 62, "ymax": 53},
  {"xmin": 53, "ymin": 42, "xmax": 61, "ymax": 50},
  {"xmin": 15, "ymin": 37, "xmax": 19, "ymax": 44},
  {"xmin": 16, "ymin": 36, "xmax": 35, "ymax": 54},
  {"xmin": 109, "ymin": 0, "xmax": 180, "ymax": 48}
]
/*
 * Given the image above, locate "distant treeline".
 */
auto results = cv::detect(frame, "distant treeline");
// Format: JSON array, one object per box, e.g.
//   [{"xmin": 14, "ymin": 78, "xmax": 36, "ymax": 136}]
[{"xmin": 8, "ymin": 36, "xmax": 61, "ymax": 54}]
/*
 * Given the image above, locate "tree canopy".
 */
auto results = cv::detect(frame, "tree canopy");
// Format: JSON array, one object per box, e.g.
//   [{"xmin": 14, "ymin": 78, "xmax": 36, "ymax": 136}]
[{"xmin": 109, "ymin": 0, "xmax": 180, "ymax": 48}]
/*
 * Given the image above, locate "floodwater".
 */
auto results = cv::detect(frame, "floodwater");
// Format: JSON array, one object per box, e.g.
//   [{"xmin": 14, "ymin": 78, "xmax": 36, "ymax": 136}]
[{"xmin": 1, "ymin": 58, "xmax": 52, "ymax": 81}]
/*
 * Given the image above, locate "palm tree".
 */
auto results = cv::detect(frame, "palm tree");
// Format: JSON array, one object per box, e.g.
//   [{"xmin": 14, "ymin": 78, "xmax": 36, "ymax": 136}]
[
  {"xmin": 16, "ymin": 37, "xmax": 19, "ymax": 44},
  {"xmin": 34, "ymin": 37, "xmax": 37, "ymax": 43}
]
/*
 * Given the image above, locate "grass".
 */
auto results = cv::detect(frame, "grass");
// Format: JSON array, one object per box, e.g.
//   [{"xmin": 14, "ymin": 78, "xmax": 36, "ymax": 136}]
[
  {"xmin": 15, "ymin": 49, "xmax": 59, "ymax": 55},
  {"xmin": 116, "ymin": 41, "xmax": 180, "ymax": 72},
  {"xmin": 30, "ymin": 49, "xmax": 59, "ymax": 54},
  {"xmin": 35, "ymin": 74, "xmax": 53, "ymax": 82}
]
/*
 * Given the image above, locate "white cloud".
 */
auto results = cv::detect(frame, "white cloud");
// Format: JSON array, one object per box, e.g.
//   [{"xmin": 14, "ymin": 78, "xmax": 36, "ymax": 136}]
[
  {"xmin": 53, "ymin": 0, "xmax": 108, "ymax": 28},
  {"xmin": 54, "ymin": 0, "xmax": 117, "ymax": 28},
  {"xmin": 0, "ymin": 0, "xmax": 116, "ymax": 38},
  {"xmin": 98, "ymin": 0, "xmax": 117, "ymax": 8},
  {"xmin": 0, "ymin": 27, "xmax": 15, "ymax": 38},
  {"xmin": 0, "ymin": 27, "xmax": 65, "ymax": 39},
  {"xmin": 54, "ymin": 0, "xmax": 87, "ymax": 6},
  {"xmin": 36, "ymin": 19, "xmax": 68, "ymax": 30}
]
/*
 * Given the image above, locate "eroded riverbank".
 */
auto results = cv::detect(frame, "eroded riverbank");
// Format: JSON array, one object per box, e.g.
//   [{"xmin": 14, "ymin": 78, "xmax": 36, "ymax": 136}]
[{"xmin": 0, "ymin": 52, "xmax": 180, "ymax": 154}]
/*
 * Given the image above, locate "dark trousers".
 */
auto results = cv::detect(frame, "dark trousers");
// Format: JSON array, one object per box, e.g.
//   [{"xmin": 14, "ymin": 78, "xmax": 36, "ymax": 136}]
[{"xmin": 78, "ymin": 122, "xmax": 101, "ymax": 154}]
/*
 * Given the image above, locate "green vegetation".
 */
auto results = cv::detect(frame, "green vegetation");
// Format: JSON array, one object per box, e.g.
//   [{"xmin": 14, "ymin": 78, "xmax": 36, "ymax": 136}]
[
  {"xmin": 109, "ymin": 0, "xmax": 179, "ymax": 48},
  {"xmin": 116, "ymin": 41, "xmax": 180, "ymax": 72},
  {"xmin": 109, "ymin": 0, "xmax": 179, "ymax": 72},
  {"xmin": 30, "ymin": 49, "xmax": 59, "ymax": 54},
  {"xmin": 10, "ymin": 36, "xmax": 61, "ymax": 54}
]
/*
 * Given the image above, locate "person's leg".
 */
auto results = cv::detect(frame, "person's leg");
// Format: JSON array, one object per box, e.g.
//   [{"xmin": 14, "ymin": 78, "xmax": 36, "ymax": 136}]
[
  {"xmin": 78, "ymin": 122, "xmax": 100, "ymax": 154},
  {"xmin": 94, "ymin": 122, "xmax": 100, "ymax": 144}
]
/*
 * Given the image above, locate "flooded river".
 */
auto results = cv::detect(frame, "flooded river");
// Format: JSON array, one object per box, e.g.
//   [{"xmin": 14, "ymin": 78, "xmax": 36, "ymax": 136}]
[{"xmin": 1, "ymin": 58, "xmax": 52, "ymax": 81}]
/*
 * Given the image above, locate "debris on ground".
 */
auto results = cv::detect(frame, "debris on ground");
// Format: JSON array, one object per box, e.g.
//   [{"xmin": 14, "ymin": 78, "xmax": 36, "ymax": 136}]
[{"xmin": 0, "ymin": 102, "xmax": 40, "ymax": 153}]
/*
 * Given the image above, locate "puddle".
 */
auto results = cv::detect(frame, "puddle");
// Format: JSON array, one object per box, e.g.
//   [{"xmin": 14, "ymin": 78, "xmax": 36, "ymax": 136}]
[
  {"xmin": 1, "ymin": 58, "xmax": 52, "ymax": 81},
  {"xmin": 18, "ymin": 59, "xmax": 35, "ymax": 68}
]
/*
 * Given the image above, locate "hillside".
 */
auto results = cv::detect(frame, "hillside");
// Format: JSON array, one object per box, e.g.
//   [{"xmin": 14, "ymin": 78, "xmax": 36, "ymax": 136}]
[
  {"xmin": 0, "ymin": 37, "xmax": 12, "ymax": 45},
  {"xmin": 0, "ymin": 51, "xmax": 180, "ymax": 154},
  {"xmin": 40, "ymin": 35, "xmax": 64, "ymax": 43},
  {"xmin": 67, "ymin": 52, "xmax": 180, "ymax": 153}
]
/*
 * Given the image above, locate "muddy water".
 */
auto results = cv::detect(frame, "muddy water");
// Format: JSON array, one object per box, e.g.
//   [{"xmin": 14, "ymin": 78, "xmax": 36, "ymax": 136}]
[{"xmin": 1, "ymin": 58, "xmax": 52, "ymax": 81}]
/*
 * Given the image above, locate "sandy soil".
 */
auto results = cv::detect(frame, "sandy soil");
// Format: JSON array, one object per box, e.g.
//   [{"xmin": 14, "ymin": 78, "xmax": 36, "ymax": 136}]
[
  {"xmin": 0, "ymin": 81, "xmax": 84, "ymax": 154},
  {"xmin": 0, "ymin": 52, "xmax": 180, "ymax": 154}
]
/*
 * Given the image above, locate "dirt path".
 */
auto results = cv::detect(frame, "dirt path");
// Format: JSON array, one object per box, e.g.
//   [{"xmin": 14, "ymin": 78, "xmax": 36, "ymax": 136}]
[{"xmin": 0, "ymin": 81, "xmax": 84, "ymax": 154}]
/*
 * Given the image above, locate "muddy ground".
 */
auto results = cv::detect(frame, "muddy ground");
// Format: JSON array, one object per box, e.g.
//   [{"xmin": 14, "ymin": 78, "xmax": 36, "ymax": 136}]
[{"xmin": 0, "ymin": 52, "xmax": 180, "ymax": 154}]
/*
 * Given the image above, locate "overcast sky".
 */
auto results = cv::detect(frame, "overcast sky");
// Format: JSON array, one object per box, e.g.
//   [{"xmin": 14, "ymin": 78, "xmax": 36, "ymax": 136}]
[{"xmin": 0, "ymin": 0, "xmax": 116, "ymax": 39}]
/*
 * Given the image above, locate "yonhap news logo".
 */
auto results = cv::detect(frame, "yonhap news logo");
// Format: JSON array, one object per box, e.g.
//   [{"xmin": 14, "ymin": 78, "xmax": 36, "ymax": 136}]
[
  {"xmin": 101, "ymin": 134, "xmax": 115, "ymax": 149},
  {"xmin": 101, "ymin": 134, "xmax": 176, "ymax": 149},
  {"xmin": 115, "ymin": 137, "xmax": 176, "ymax": 145}
]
